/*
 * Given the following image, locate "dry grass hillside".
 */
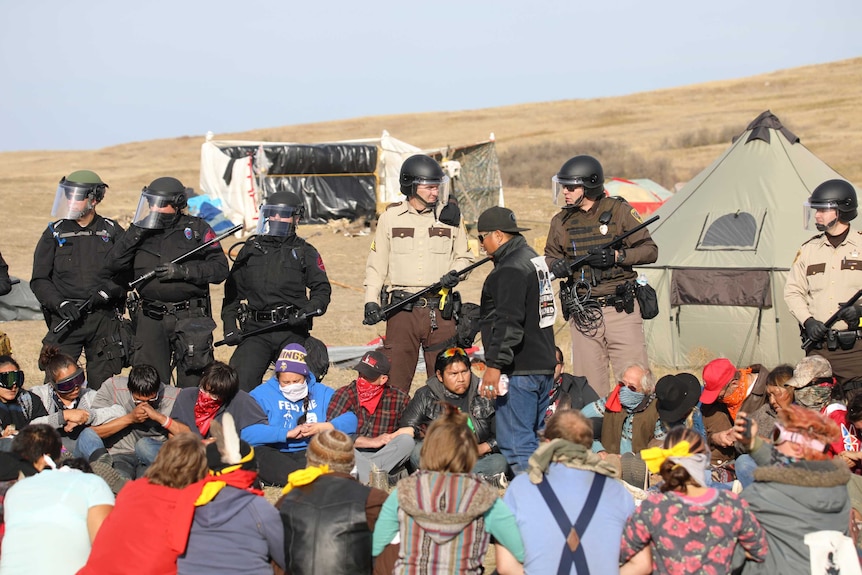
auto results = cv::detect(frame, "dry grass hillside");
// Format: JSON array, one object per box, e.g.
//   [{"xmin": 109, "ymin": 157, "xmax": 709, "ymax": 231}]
[{"xmin": 1, "ymin": 57, "xmax": 861, "ymax": 386}]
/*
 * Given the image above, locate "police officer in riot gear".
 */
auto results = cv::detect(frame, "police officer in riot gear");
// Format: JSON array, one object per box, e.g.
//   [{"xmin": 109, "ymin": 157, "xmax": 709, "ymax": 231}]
[
  {"xmin": 363, "ymin": 154, "xmax": 473, "ymax": 393},
  {"xmin": 545, "ymin": 155, "xmax": 658, "ymax": 396},
  {"xmin": 32, "ymin": 170, "xmax": 127, "ymax": 390},
  {"xmin": 786, "ymin": 178, "xmax": 862, "ymax": 383},
  {"xmin": 105, "ymin": 176, "xmax": 228, "ymax": 387},
  {"xmin": 222, "ymin": 191, "xmax": 331, "ymax": 392}
]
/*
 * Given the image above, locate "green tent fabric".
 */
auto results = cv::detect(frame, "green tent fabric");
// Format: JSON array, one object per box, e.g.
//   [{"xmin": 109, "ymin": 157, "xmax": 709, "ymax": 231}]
[{"xmin": 637, "ymin": 111, "xmax": 856, "ymax": 369}]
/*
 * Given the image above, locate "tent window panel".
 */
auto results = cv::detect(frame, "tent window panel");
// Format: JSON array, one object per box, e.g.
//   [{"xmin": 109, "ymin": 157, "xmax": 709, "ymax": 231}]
[
  {"xmin": 671, "ymin": 268, "xmax": 772, "ymax": 308},
  {"xmin": 264, "ymin": 175, "xmax": 376, "ymax": 224},
  {"xmin": 696, "ymin": 209, "xmax": 766, "ymax": 251}
]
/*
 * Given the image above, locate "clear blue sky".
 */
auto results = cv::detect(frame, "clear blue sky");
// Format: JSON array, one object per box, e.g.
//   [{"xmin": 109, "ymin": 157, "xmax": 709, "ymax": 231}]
[{"xmin": 1, "ymin": 0, "xmax": 860, "ymax": 152}]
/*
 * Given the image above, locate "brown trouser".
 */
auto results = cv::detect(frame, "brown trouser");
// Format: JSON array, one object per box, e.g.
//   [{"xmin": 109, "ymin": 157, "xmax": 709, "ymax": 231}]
[
  {"xmin": 810, "ymin": 346, "xmax": 862, "ymax": 385},
  {"xmin": 383, "ymin": 305, "xmax": 456, "ymax": 393},
  {"xmin": 570, "ymin": 300, "xmax": 649, "ymax": 397}
]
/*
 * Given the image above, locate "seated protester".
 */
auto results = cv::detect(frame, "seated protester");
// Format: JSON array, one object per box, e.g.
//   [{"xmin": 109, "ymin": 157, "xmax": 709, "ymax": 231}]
[
  {"xmin": 1, "ymin": 425, "xmax": 114, "ymax": 575},
  {"xmin": 29, "ymin": 346, "xmax": 124, "ymax": 460},
  {"xmin": 373, "ymin": 405, "xmax": 524, "ymax": 574},
  {"xmin": 545, "ymin": 346, "xmax": 602, "ymax": 439},
  {"xmin": 248, "ymin": 343, "xmax": 357, "ymax": 486},
  {"xmin": 620, "ymin": 427, "xmax": 767, "ymax": 575},
  {"xmin": 842, "ymin": 393, "xmax": 862, "ymax": 473},
  {"xmin": 502, "ymin": 410, "xmax": 634, "ymax": 575},
  {"xmin": 278, "ymin": 429, "xmax": 394, "ymax": 575},
  {"xmin": 178, "ymin": 416, "xmax": 285, "ymax": 575},
  {"xmin": 654, "ymin": 372, "xmax": 703, "ymax": 437},
  {"xmin": 399, "ymin": 347, "xmax": 508, "ymax": 480},
  {"xmin": 78, "ymin": 433, "xmax": 209, "ymax": 575},
  {"xmin": 327, "ymin": 350, "xmax": 413, "ymax": 484},
  {"xmin": 0, "ymin": 356, "xmax": 48, "ymax": 451},
  {"xmin": 749, "ymin": 364, "xmax": 794, "ymax": 441},
  {"xmin": 0, "ymin": 451, "xmax": 37, "ymax": 550},
  {"xmin": 699, "ymin": 358, "xmax": 769, "ymax": 469},
  {"xmin": 87, "ymin": 364, "xmax": 187, "ymax": 487},
  {"xmin": 731, "ymin": 405, "xmax": 854, "ymax": 575},
  {"xmin": 171, "ymin": 361, "xmax": 269, "ymax": 442},
  {"xmin": 580, "ymin": 363, "xmax": 665, "ymax": 456}
]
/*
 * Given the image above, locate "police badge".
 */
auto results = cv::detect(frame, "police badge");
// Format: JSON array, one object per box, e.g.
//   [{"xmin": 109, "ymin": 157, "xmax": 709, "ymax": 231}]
[
  {"xmin": 184, "ymin": 227, "xmax": 193, "ymax": 240},
  {"xmin": 599, "ymin": 224, "xmax": 608, "ymax": 236}
]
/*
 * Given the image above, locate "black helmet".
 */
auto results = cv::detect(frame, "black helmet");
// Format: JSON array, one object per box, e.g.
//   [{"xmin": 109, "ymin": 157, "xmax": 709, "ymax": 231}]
[
  {"xmin": 144, "ymin": 177, "xmax": 189, "ymax": 210},
  {"xmin": 257, "ymin": 191, "xmax": 305, "ymax": 237},
  {"xmin": 399, "ymin": 155, "xmax": 446, "ymax": 197},
  {"xmin": 808, "ymin": 179, "xmax": 858, "ymax": 223},
  {"xmin": 553, "ymin": 155, "xmax": 605, "ymax": 202}
]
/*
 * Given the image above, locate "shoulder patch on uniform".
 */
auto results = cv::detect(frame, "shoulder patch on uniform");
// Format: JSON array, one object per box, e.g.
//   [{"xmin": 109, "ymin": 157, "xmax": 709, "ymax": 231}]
[
  {"xmin": 370, "ymin": 240, "xmax": 376, "ymax": 252},
  {"xmin": 791, "ymin": 249, "xmax": 802, "ymax": 266},
  {"xmin": 630, "ymin": 208, "xmax": 643, "ymax": 223},
  {"xmin": 316, "ymin": 254, "xmax": 326, "ymax": 272}
]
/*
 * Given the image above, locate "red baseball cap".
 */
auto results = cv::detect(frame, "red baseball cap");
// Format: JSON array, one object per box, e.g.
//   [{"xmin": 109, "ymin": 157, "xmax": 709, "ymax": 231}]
[{"xmin": 700, "ymin": 358, "xmax": 736, "ymax": 405}]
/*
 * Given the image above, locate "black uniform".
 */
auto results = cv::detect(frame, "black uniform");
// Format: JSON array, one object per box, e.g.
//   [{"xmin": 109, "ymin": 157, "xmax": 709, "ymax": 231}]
[
  {"xmin": 31, "ymin": 216, "xmax": 127, "ymax": 389},
  {"xmin": 223, "ymin": 234, "xmax": 331, "ymax": 392},
  {"xmin": 105, "ymin": 215, "xmax": 229, "ymax": 387}
]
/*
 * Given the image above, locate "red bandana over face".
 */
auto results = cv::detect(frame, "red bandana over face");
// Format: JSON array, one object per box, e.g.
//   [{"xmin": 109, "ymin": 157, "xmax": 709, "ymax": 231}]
[
  {"xmin": 356, "ymin": 376, "xmax": 385, "ymax": 414},
  {"xmin": 194, "ymin": 392, "xmax": 223, "ymax": 436}
]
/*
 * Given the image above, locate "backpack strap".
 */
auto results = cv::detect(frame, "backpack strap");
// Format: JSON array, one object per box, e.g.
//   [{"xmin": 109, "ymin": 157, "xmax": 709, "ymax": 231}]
[{"xmin": 536, "ymin": 472, "xmax": 606, "ymax": 575}]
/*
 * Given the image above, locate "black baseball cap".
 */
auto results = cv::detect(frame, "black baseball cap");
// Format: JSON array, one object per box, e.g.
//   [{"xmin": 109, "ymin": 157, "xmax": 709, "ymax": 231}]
[
  {"xmin": 477, "ymin": 206, "xmax": 530, "ymax": 233},
  {"xmin": 354, "ymin": 350, "xmax": 391, "ymax": 378}
]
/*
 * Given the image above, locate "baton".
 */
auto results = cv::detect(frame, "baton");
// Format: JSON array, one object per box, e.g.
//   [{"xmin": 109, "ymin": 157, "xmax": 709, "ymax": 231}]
[
  {"xmin": 364, "ymin": 257, "xmax": 493, "ymax": 326},
  {"xmin": 52, "ymin": 289, "xmax": 110, "ymax": 334},
  {"xmin": 801, "ymin": 287, "xmax": 862, "ymax": 351},
  {"xmin": 214, "ymin": 308, "xmax": 324, "ymax": 347},
  {"xmin": 129, "ymin": 224, "xmax": 242, "ymax": 289}
]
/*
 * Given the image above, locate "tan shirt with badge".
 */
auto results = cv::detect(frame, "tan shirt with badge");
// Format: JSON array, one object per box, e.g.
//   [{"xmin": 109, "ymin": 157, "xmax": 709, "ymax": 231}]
[
  {"xmin": 784, "ymin": 229, "xmax": 862, "ymax": 327},
  {"xmin": 364, "ymin": 202, "xmax": 474, "ymax": 303}
]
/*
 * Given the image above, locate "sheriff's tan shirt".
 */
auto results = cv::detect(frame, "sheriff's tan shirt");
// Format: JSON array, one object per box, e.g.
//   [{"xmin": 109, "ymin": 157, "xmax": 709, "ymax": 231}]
[
  {"xmin": 784, "ymin": 229, "xmax": 862, "ymax": 328},
  {"xmin": 364, "ymin": 202, "xmax": 473, "ymax": 303}
]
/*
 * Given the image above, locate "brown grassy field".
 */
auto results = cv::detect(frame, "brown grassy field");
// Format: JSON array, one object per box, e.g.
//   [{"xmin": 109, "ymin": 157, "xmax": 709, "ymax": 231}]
[{"xmin": 1, "ymin": 57, "xmax": 861, "ymax": 388}]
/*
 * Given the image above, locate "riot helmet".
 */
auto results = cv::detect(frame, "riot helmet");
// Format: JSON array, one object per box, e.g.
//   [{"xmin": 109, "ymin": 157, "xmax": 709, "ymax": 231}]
[
  {"xmin": 399, "ymin": 155, "xmax": 450, "ymax": 209},
  {"xmin": 51, "ymin": 170, "xmax": 108, "ymax": 220},
  {"xmin": 132, "ymin": 176, "xmax": 189, "ymax": 229},
  {"xmin": 552, "ymin": 155, "xmax": 605, "ymax": 208},
  {"xmin": 803, "ymin": 179, "xmax": 858, "ymax": 232},
  {"xmin": 256, "ymin": 191, "xmax": 305, "ymax": 237}
]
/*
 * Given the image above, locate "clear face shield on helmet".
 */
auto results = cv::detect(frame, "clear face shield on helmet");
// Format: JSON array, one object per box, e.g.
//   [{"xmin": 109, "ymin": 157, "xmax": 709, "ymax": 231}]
[
  {"xmin": 551, "ymin": 175, "xmax": 594, "ymax": 209},
  {"xmin": 411, "ymin": 175, "xmax": 450, "ymax": 208},
  {"xmin": 255, "ymin": 204, "xmax": 304, "ymax": 237},
  {"xmin": 132, "ymin": 189, "xmax": 179, "ymax": 229},
  {"xmin": 803, "ymin": 199, "xmax": 841, "ymax": 232},
  {"xmin": 51, "ymin": 180, "xmax": 97, "ymax": 220}
]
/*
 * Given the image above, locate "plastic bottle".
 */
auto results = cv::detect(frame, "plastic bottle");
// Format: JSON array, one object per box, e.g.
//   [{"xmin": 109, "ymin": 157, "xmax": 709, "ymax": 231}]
[
  {"xmin": 637, "ymin": 272, "xmax": 648, "ymax": 287},
  {"xmin": 498, "ymin": 374, "xmax": 509, "ymax": 396}
]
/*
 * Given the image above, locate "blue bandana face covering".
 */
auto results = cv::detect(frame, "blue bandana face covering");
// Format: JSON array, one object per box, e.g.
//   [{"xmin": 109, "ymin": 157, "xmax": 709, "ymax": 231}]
[{"xmin": 619, "ymin": 386, "xmax": 645, "ymax": 410}]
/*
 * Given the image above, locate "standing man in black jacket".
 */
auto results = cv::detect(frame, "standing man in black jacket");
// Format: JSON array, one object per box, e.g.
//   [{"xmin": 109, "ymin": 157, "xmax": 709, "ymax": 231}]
[
  {"xmin": 32, "ymin": 170, "xmax": 127, "ymax": 389},
  {"xmin": 476, "ymin": 207, "xmax": 557, "ymax": 473},
  {"xmin": 221, "ymin": 191, "xmax": 331, "ymax": 392},
  {"xmin": 105, "ymin": 176, "xmax": 228, "ymax": 387}
]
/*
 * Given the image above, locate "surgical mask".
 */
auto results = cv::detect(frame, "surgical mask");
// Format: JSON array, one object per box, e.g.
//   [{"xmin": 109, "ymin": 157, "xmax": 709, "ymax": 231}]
[
  {"xmin": 280, "ymin": 382, "xmax": 308, "ymax": 403},
  {"xmin": 619, "ymin": 386, "xmax": 645, "ymax": 410}
]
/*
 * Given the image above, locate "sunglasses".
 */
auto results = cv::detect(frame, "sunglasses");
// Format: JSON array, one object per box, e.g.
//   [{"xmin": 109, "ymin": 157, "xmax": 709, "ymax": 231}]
[
  {"xmin": 618, "ymin": 380, "xmax": 639, "ymax": 392},
  {"xmin": 441, "ymin": 347, "xmax": 468, "ymax": 359},
  {"xmin": 54, "ymin": 368, "xmax": 85, "ymax": 393},
  {"xmin": 0, "ymin": 370, "xmax": 24, "ymax": 390}
]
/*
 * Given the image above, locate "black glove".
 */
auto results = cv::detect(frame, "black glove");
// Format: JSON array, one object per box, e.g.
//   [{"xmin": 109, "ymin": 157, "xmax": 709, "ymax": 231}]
[
  {"xmin": 364, "ymin": 302, "xmax": 383, "ymax": 325},
  {"xmin": 57, "ymin": 300, "xmax": 81, "ymax": 321},
  {"xmin": 550, "ymin": 259, "xmax": 571, "ymax": 279},
  {"xmin": 804, "ymin": 317, "xmax": 829, "ymax": 342},
  {"xmin": 88, "ymin": 286, "xmax": 112, "ymax": 304},
  {"xmin": 286, "ymin": 310, "xmax": 307, "ymax": 327},
  {"xmin": 439, "ymin": 270, "xmax": 460, "ymax": 289},
  {"xmin": 585, "ymin": 248, "xmax": 616, "ymax": 269},
  {"xmin": 222, "ymin": 330, "xmax": 243, "ymax": 346},
  {"xmin": 837, "ymin": 305, "xmax": 861, "ymax": 328},
  {"xmin": 154, "ymin": 263, "xmax": 189, "ymax": 281}
]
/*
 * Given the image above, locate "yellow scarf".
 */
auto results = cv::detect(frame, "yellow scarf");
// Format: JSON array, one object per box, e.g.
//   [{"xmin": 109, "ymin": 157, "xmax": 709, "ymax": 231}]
[
  {"xmin": 281, "ymin": 464, "xmax": 331, "ymax": 495},
  {"xmin": 640, "ymin": 440, "xmax": 692, "ymax": 474}
]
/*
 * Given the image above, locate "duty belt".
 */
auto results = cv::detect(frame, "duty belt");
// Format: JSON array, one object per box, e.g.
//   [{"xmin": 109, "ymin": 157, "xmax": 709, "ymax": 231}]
[
  {"xmin": 249, "ymin": 305, "xmax": 295, "ymax": 322},
  {"xmin": 142, "ymin": 297, "xmax": 208, "ymax": 319},
  {"xmin": 390, "ymin": 290, "xmax": 441, "ymax": 309},
  {"xmin": 592, "ymin": 295, "xmax": 623, "ymax": 308}
]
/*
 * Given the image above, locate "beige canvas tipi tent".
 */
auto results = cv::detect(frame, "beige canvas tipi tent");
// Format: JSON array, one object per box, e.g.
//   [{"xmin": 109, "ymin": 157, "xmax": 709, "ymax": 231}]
[{"xmin": 638, "ymin": 111, "xmax": 854, "ymax": 369}]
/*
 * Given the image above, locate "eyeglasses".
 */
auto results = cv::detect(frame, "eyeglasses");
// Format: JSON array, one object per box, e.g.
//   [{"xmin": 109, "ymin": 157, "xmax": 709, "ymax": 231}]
[
  {"xmin": 54, "ymin": 368, "xmax": 85, "ymax": 393},
  {"xmin": 0, "ymin": 370, "xmax": 24, "ymax": 389},
  {"xmin": 618, "ymin": 380, "xmax": 639, "ymax": 392},
  {"xmin": 441, "ymin": 347, "xmax": 468, "ymax": 359},
  {"xmin": 132, "ymin": 396, "xmax": 160, "ymax": 406}
]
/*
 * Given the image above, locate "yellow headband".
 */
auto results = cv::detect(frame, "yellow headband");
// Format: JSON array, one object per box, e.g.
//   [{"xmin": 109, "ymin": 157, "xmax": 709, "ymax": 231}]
[{"xmin": 640, "ymin": 440, "xmax": 692, "ymax": 474}]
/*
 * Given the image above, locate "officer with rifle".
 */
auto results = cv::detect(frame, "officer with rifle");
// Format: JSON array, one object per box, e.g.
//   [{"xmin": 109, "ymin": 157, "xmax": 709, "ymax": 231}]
[
  {"xmin": 363, "ymin": 155, "xmax": 474, "ymax": 393},
  {"xmin": 786, "ymin": 179, "xmax": 862, "ymax": 383},
  {"xmin": 545, "ymin": 155, "xmax": 658, "ymax": 396},
  {"xmin": 104, "ymin": 176, "xmax": 229, "ymax": 387},
  {"xmin": 32, "ymin": 170, "xmax": 127, "ymax": 390},
  {"xmin": 220, "ymin": 191, "xmax": 331, "ymax": 392}
]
